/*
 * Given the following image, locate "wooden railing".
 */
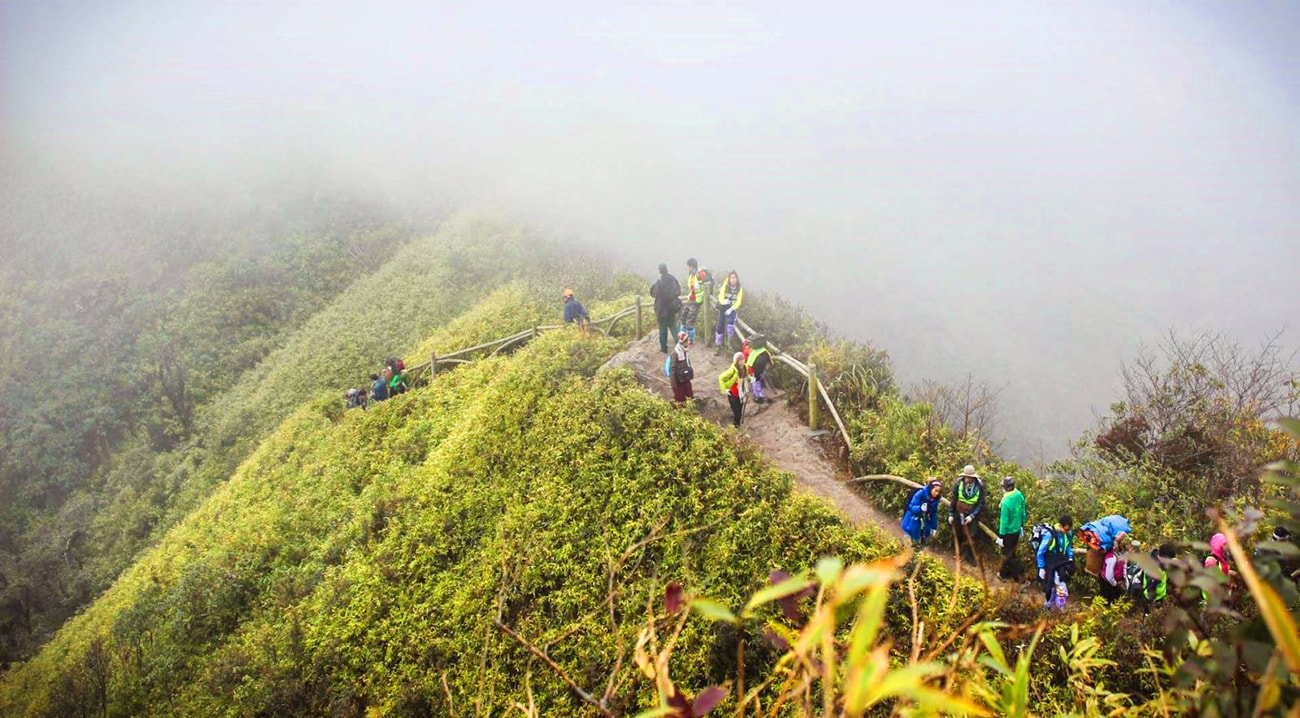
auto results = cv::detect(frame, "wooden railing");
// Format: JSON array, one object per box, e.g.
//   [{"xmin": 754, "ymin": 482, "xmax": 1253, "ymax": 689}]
[{"xmin": 391, "ymin": 284, "xmax": 1024, "ymax": 543}]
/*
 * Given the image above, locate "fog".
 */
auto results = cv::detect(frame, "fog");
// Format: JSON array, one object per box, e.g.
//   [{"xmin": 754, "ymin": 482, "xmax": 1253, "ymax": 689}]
[{"xmin": 4, "ymin": 1, "xmax": 1299, "ymax": 459}]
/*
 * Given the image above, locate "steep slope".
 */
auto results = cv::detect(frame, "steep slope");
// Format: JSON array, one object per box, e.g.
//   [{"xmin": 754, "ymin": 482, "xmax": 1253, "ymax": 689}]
[{"xmin": 0, "ymin": 324, "xmax": 943, "ymax": 717}]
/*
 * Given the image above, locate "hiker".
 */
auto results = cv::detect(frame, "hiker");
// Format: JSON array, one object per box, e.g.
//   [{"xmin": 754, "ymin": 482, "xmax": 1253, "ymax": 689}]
[
  {"xmin": 995, "ymin": 476, "xmax": 1027, "ymax": 580},
  {"xmin": 370, "ymin": 372, "xmax": 389, "ymax": 403},
  {"xmin": 1097, "ymin": 533, "xmax": 1133, "ymax": 603},
  {"xmin": 901, "ymin": 479, "xmax": 943, "ymax": 544},
  {"xmin": 1133, "ymin": 543, "xmax": 1176, "ymax": 613},
  {"xmin": 714, "ymin": 271, "xmax": 744, "ymax": 351},
  {"xmin": 745, "ymin": 333, "xmax": 772, "ymax": 405},
  {"xmin": 1079, "ymin": 515, "xmax": 1131, "ymax": 577},
  {"xmin": 718, "ymin": 352, "xmax": 749, "ymax": 428},
  {"xmin": 650, "ymin": 263, "xmax": 682, "ymax": 354},
  {"xmin": 1036, "ymin": 514, "xmax": 1075, "ymax": 606},
  {"xmin": 948, "ymin": 465, "xmax": 986, "ymax": 564},
  {"xmin": 680, "ymin": 259, "xmax": 710, "ymax": 343},
  {"xmin": 388, "ymin": 362, "xmax": 408, "ymax": 396},
  {"xmin": 1204, "ymin": 532, "xmax": 1232, "ymax": 577},
  {"xmin": 1255, "ymin": 526, "xmax": 1300, "ymax": 585},
  {"xmin": 562, "ymin": 288, "xmax": 590, "ymax": 334},
  {"xmin": 669, "ymin": 331, "xmax": 695, "ymax": 404},
  {"xmin": 344, "ymin": 388, "xmax": 367, "ymax": 410}
]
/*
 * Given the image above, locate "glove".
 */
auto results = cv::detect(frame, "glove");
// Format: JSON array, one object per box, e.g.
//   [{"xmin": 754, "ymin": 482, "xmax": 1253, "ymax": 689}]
[
  {"xmin": 995, "ymin": 537, "xmax": 1004, "ymax": 549},
  {"xmin": 727, "ymin": 309, "xmax": 736, "ymax": 317},
  {"xmin": 947, "ymin": 515, "xmax": 955, "ymax": 525},
  {"xmin": 919, "ymin": 504, "xmax": 928, "ymax": 514},
  {"xmin": 1038, "ymin": 568, "xmax": 1046, "ymax": 580},
  {"xmin": 962, "ymin": 515, "xmax": 972, "ymax": 526}
]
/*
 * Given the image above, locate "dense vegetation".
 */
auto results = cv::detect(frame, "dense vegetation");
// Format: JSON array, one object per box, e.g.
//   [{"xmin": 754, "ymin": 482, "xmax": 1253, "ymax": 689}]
[
  {"xmin": 1, "ymin": 210, "xmax": 1296, "ymax": 715},
  {"xmin": 0, "ymin": 320, "xmax": 987, "ymax": 716},
  {"xmin": 0, "ymin": 210, "xmax": 635, "ymax": 668}
]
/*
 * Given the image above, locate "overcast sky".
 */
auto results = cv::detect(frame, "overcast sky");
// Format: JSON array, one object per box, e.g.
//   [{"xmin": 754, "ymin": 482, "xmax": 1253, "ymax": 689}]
[{"xmin": 4, "ymin": 1, "xmax": 1298, "ymax": 459}]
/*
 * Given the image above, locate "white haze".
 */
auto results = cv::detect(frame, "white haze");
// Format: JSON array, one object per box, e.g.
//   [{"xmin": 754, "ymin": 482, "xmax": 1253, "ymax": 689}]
[{"xmin": 3, "ymin": 1, "xmax": 1299, "ymax": 460}]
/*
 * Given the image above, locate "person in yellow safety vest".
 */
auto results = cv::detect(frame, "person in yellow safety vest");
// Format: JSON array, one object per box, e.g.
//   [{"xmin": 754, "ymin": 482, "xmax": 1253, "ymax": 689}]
[
  {"xmin": 714, "ymin": 271, "xmax": 744, "ymax": 351},
  {"xmin": 948, "ymin": 465, "xmax": 986, "ymax": 564},
  {"xmin": 718, "ymin": 352, "xmax": 749, "ymax": 428},
  {"xmin": 745, "ymin": 333, "xmax": 772, "ymax": 405},
  {"xmin": 680, "ymin": 258, "xmax": 709, "ymax": 343}
]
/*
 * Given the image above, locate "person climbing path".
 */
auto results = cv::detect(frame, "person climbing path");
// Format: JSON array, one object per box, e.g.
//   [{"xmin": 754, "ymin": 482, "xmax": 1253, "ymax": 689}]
[
  {"xmin": 996, "ymin": 476, "xmax": 1026, "ymax": 580},
  {"xmin": 680, "ymin": 258, "xmax": 710, "ymax": 343},
  {"xmin": 901, "ymin": 479, "xmax": 943, "ymax": 544},
  {"xmin": 948, "ymin": 465, "xmax": 986, "ymax": 564},
  {"xmin": 718, "ymin": 351, "xmax": 749, "ymax": 428},
  {"xmin": 669, "ymin": 331, "xmax": 695, "ymax": 404}
]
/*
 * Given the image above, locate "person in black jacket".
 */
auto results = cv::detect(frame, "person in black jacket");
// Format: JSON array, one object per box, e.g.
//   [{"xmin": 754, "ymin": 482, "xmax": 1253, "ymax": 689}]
[
  {"xmin": 670, "ymin": 331, "xmax": 694, "ymax": 403},
  {"xmin": 649, "ymin": 262, "xmax": 682, "ymax": 354}
]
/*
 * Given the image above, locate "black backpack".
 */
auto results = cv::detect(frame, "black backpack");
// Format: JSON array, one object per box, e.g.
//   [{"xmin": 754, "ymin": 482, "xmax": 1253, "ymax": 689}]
[{"xmin": 1029, "ymin": 523, "xmax": 1055, "ymax": 554}]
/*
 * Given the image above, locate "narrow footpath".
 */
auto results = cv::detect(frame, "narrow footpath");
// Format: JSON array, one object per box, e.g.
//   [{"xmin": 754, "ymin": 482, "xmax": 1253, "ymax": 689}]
[{"xmin": 604, "ymin": 334, "xmax": 906, "ymax": 540}]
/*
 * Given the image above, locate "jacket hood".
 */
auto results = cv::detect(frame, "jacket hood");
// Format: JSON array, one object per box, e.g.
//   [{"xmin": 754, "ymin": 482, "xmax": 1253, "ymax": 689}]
[{"xmin": 1209, "ymin": 533, "xmax": 1228, "ymax": 561}]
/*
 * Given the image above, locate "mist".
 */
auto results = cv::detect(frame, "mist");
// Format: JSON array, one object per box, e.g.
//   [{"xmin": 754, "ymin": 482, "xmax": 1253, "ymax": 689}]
[{"xmin": 4, "ymin": 0, "xmax": 1299, "ymax": 459}]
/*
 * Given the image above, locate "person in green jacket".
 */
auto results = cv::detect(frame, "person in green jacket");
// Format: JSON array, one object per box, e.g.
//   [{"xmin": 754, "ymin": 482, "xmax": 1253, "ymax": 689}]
[{"xmin": 995, "ymin": 476, "xmax": 1027, "ymax": 580}]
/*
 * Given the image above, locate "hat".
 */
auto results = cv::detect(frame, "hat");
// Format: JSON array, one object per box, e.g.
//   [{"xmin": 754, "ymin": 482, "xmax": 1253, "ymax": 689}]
[
  {"xmin": 562, "ymin": 287, "xmax": 575, "ymax": 298},
  {"xmin": 960, "ymin": 465, "xmax": 979, "ymax": 479},
  {"xmin": 1272, "ymin": 526, "xmax": 1292, "ymax": 542},
  {"xmin": 678, "ymin": 331, "xmax": 689, "ymax": 343},
  {"xmin": 658, "ymin": 262, "xmax": 669, "ymax": 274},
  {"xmin": 1000, "ymin": 476, "xmax": 1015, "ymax": 490}
]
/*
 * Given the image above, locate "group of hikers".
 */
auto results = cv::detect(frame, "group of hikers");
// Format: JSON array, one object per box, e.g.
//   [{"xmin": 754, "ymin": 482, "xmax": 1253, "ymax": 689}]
[
  {"xmin": 900, "ymin": 465, "xmax": 1298, "ymax": 611},
  {"xmin": 343, "ymin": 357, "xmax": 409, "ymax": 409},
  {"xmin": 565, "ymin": 258, "xmax": 769, "ymax": 429}
]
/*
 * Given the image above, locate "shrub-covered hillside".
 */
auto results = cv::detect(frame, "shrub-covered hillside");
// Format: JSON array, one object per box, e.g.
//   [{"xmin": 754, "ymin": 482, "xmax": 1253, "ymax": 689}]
[
  {"xmin": 0, "ymin": 324, "xmax": 929, "ymax": 716},
  {"xmin": 0, "ymin": 212, "xmax": 639, "ymax": 669}
]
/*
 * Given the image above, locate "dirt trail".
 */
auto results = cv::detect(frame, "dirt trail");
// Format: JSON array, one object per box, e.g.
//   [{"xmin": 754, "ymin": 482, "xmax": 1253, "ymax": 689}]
[
  {"xmin": 605, "ymin": 335, "xmax": 906, "ymax": 540},
  {"xmin": 604, "ymin": 334, "xmax": 1028, "ymax": 594}
]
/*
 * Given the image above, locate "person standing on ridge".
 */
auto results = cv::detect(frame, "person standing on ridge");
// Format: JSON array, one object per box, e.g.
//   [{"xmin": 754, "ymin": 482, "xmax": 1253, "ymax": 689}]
[
  {"xmin": 714, "ymin": 271, "xmax": 744, "ymax": 353},
  {"xmin": 948, "ymin": 465, "xmax": 986, "ymax": 564},
  {"xmin": 718, "ymin": 351, "xmax": 749, "ymax": 428},
  {"xmin": 1036, "ymin": 514, "xmax": 1076, "ymax": 606},
  {"xmin": 901, "ymin": 479, "xmax": 943, "ymax": 544},
  {"xmin": 562, "ymin": 288, "xmax": 590, "ymax": 334},
  {"xmin": 650, "ymin": 263, "xmax": 682, "ymax": 354},
  {"xmin": 669, "ymin": 331, "xmax": 695, "ymax": 404},
  {"xmin": 995, "ymin": 476, "xmax": 1027, "ymax": 580},
  {"xmin": 745, "ymin": 333, "xmax": 772, "ymax": 405},
  {"xmin": 680, "ymin": 258, "xmax": 710, "ymax": 343}
]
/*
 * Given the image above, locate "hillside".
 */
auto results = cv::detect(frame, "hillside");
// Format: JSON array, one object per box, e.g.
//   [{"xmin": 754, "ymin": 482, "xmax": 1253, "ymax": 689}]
[
  {"xmin": 1, "ymin": 218, "xmax": 1296, "ymax": 716},
  {"xmin": 0, "ymin": 318, "xmax": 968, "ymax": 716}
]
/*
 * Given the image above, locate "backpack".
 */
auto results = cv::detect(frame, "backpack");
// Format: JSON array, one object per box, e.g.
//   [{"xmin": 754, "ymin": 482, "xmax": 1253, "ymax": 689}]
[
  {"xmin": 1029, "ymin": 523, "xmax": 1056, "ymax": 554},
  {"xmin": 698, "ymin": 267, "xmax": 714, "ymax": 287},
  {"xmin": 666, "ymin": 354, "xmax": 694, "ymax": 382},
  {"xmin": 1124, "ymin": 563, "xmax": 1146, "ymax": 598}
]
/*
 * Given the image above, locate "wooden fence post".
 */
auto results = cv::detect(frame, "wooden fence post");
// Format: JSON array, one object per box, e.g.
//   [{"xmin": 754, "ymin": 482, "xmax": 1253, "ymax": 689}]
[
  {"xmin": 635, "ymin": 295, "xmax": 643, "ymax": 338},
  {"xmin": 808, "ymin": 362, "xmax": 819, "ymax": 431}
]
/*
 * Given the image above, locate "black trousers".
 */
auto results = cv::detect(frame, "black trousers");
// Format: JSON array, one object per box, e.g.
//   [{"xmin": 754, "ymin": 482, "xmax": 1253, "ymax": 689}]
[
  {"xmin": 953, "ymin": 517, "xmax": 979, "ymax": 563},
  {"xmin": 998, "ymin": 531, "xmax": 1022, "ymax": 580},
  {"xmin": 727, "ymin": 393, "xmax": 743, "ymax": 427}
]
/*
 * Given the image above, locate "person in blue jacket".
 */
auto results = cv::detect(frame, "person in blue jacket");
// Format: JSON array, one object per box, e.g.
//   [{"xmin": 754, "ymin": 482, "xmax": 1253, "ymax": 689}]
[
  {"xmin": 1037, "ymin": 514, "xmax": 1076, "ymax": 604},
  {"xmin": 371, "ymin": 371, "xmax": 390, "ymax": 403},
  {"xmin": 562, "ymin": 288, "xmax": 590, "ymax": 334},
  {"xmin": 901, "ymin": 479, "xmax": 943, "ymax": 544}
]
